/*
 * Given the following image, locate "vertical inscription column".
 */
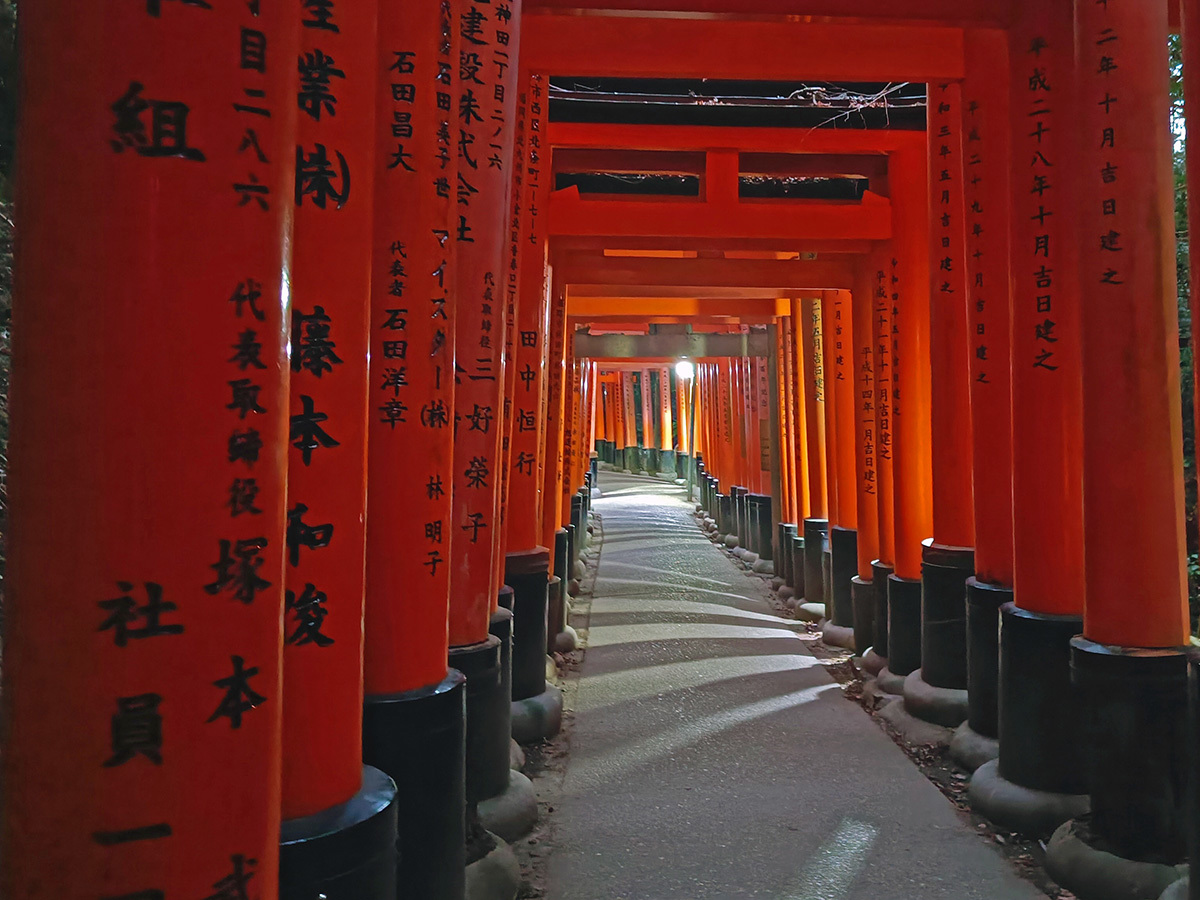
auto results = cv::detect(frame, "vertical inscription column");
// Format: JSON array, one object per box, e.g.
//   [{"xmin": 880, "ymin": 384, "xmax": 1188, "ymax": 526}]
[
  {"xmin": 851, "ymin": 264, "xmax": 881, "ymax": 658},
  {"xmin": 908, "ymin": 82, "xmax": 976, "ymax": 719},
  {"xmin": 361, "ymin": 4, "xmax": 468, "ymax": 899},
  {"xmin": 827, "ymin": 290, "xmax": 858, "ymax": 637},
  {"xmin": 955, "ymin": 28, "xmax": 1015, "ymax": 761},
  {"xmin": 970, "ymin": 1, "xmax": 1088, "ymax": 836},
  {"xmin": 4, "ymin": 3, "xmax": 297, "ymax": 898},
  {"xmin": 867, "ymin": 252, "xmax": 897, "ymax": 669},
  {"xmin": 1043, "ymin": 0, "xmax": 1192, "ymax": 881},
  {"xmin": 801, "ymin": 296, "xmax": 830, "ymax": 607}
]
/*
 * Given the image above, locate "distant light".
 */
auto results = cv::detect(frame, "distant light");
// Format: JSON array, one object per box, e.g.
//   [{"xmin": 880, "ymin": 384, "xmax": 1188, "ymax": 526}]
[{"xmin": 676, "ymin": 360, "xmax": 695, "ymax": 381}]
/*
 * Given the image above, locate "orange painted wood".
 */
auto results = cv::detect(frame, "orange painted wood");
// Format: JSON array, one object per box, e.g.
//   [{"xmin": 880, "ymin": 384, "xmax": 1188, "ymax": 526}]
[
  {"xmin": 4, "ymin": 2, "xmax": 298, "ymax": 896},
  {"xmin": 365, "ymin": 0, "xmax": 457, "ymax": 692},
  {"xmin": 889, "ymin": 147, "xmax": 934, "ymax": 580},
  {"xmin": 871, "ymin": 251, "xmax": 897, "ymax": 568},
  {"xmin": 448, "ymin": 0, "xmax": 523, "ymax": 645},
  {"xmin": 927, "ymin": 81, "xmax": 976, "ymax": 550},
  {"xmin": 829, "ymin": 290, "xmax": 859, "ymax": 531},
  {"xmin": 801, "ymin": 297, "xmax": 829, "ymax": 520},
  {"xmin": 853, "ymin": 268, "xmax": 881, "ymax": 578},
  {"xmin": 284, "ymin": 0, "xmax": 377, "ymax": 819},
  {"xmin": 820, "ymin": 293, "xmax": 842, "ymax": 525},
  {"xmin": 542, "ymin": 281, "xmax": 569, "ymax": 565},
  {"xmin": 962, "ymin": 29, "xmax": 1014, "ymax": 587},
  {"xmin": 790, "ymin": 302, "xmax": 813, "ymax": 520},
  {"xmin": 1076, "ymin": 0, "xmax": 1189, "ymax": 646},
  {"xmin": 522, "ymin": 16, "xmax": 966, "ymax": 81},
  {"xmin": 1008, "ymin": 0, "xmax": 1085, "ymax": 618},
  {"xmin": 523, "ymin": 0, "xmax": 1009, "ymax": 23}
]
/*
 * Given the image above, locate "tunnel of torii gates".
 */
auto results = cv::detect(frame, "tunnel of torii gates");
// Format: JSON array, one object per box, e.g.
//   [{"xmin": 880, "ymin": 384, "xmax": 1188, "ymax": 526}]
[{"xmin": 10, "ymin": 1, "xmax": 1200, "ymax": 899}]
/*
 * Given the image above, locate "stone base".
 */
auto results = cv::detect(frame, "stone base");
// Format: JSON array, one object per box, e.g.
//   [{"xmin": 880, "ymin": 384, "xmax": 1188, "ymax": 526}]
[
  {"xmin": 752, "ymin": 558, "xmax": 775, "ymax": 575},
  {"xmin": 279, "ymin": 765, "xmax": 399, "ymax": 900},
  {"xmin": 795, "ymin": 602, "xmax": 825, "ymax": 623},
  {"xmin": 778, "ymin": 585, "xmax": 795, "ymax": 602},
  {"xmin": 509, "ymin": 740, "xmax": 525, "ymax": 771},
  {"xmin": 511, "ymin": 683, "xmax": 563, "ymax": 744},
  {"xmin": 465, "ymin": 832, "xmax": 522, "ymax": 900},
  {"xmin": 554, "ymin": 625, "xmax": 578, "ymax": 653},
  {"xmin": 862, "ymin": 648, "xmax": 886, "ymax": 677},
  {"xmin": 876, "ymin": 695, "xmax": 954, "ymax": 747},
  {"xmin": 949, "ymin": 721, "xmax": 999, "ymax": 773},
  {"xmin": 1158, "ymin": 878, "xmax": 1188, "ymax": 900},
  {"xmin": 724, "ymin": 534, "xmax": 739, "ymax": 548},
  {"xmin": 969, "ymin": 759, "xmax": 1089, "ymax": 838},
  {"xmin": 1046, "ymin": 819, "xmax": 1187, "ymax": 900},
  {"xmin": 876, "ymin": 666, "xmax": 906, "ymax": 696},
  {"xmin": 903, "ymin": 668, "xmax": 968, "ymax": 728},
  {"xmin": 477, "ymin": 770, "xmax": 539, "ymax": 844},
  {"xmin": 820, "ymin": 620, "xmax": 855, "ymax": 650}
]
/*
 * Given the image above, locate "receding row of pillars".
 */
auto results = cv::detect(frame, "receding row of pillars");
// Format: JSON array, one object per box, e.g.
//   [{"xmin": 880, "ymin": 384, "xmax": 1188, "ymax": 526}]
[
  {"xmin": 686, "ymin": 5, "xmax": 1199, "ymax": 899},
  {"xmin": 4, "ymin": 4, "xmax": 604, "ymax": 900}
]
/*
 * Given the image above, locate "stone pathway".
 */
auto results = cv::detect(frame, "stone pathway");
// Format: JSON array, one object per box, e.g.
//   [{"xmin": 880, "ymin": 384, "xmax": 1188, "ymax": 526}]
[{"xmin": 543, "ymin": 470, "xmax": 1044, "ymax": 900}]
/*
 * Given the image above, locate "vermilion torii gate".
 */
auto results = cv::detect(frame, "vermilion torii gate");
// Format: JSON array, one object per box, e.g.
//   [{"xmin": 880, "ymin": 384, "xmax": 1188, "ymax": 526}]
[{"xmin": 5, "ymin": 3, "xmax": 1198, "ymax": 900}]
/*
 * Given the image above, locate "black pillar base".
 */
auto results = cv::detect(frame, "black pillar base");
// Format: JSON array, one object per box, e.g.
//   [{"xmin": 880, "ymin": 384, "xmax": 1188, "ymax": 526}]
[
  {"xmin": 718, "ymin": 493, "xmax": 733, "ymax": 537},
  {"xmin": 830, "ymin": 526, "xmax": 857, "ymax": 628},
  {"xmin": 780, "ymin": 524, "xmax": 799, "ymax": 585},
  {"xmin": 449, "ymin": 634, "xmax": 510, "ymax": 805},
  {"xmin": 851, "ymin": 575, "xmax": 874, "ymax": 657},
  {"xmin": 920, "ymin": 540, "xmax": 975, "ymax": 690},
  {"xmin": 660, "ymin": 449, "xmax": 676, "ymax": 476},
  {"xmin": 623, "ymin": 446, "xmax": 642, "ymax": 473},
  {"xmin": 966, "ymin": 579, "xmax": 1012, "ymax": 740},
  {"xmin": 791, "ymin": 535, "xmax": 806, "ymax": 600},
  {"xmin": 363, "ymin": 671, "xmax": 467, "ymax": 900},
  {"xmin": 821, "ymin": 537, "xmax": 833, "ymax": 610},
  {"xmin": 504, "ymin": 548, "xmax": 551, "ymax": 702},
  {"xmin": 887, "ymin": 573, "xmax": 922, "ymax": 677},
  {"xmin": 752, "ymin": 495, "xmax": 774, "ymax": 561},
  {"xmin": 731, "ymin": 486, "xmax": 748, "ymax": 546},
  {"xmin": 1071, "ymin": 638, "xmax": 1189, "ymax": 862},
  {"xmin": 871, "ymin": 560, "xmax": 894, "ymax": 659},
  {"xmin": 280, "ymin": 765, "xmax": 399, "ymax": 900},
  {"xmin": 804, "ymin": 519, "xmax": 829, "ymax": 604},
  {"xmin": 966, "ymin": 603, "xmax": 1086, "ymax": 836},
  {"xmin": 566, "ymin": 523, "xmax": 578, "ymax": 577}
]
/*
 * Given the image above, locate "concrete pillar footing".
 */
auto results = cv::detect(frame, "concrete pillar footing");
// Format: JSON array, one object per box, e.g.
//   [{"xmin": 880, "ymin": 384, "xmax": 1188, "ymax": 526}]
[
  {"xmin": 902, "ymin": 668, "xmax": 968, "ymax": 728},
  {"xmin": 511, "ymin": 683, "xmax": 564, "ymax": 744},
  {"xmin": 509, "ymin": 740, "xmax": 525, "ymax": 771},
  {"xmin": 875, "ymin": 666, "xmax": 906, "ymax": 696},
  {"xmin": 968, "ymin": 759, "xmax": 1088, "ymax": 839},
  {"xmin": 1045, "ymin": 819, "xmax": 1186, "ymax": 900},
  {"xmin": 795, "ymin": 602, "xmax": 825, "ymax": 623},
  {"xmin": 1158, "ymin": 878, "xmax": 1188, "ymax": 900},
  {"xmin": 477, "ymin": 770, "xmax": 539, "ymax": 844},
  {"xmin": 948, "ymin": 721, "xmax": 999, "ymax": 774},
  {"xmin": 465, "ymin": 831, "xmax": 521, "ymax": 900},
  {"xmin": 820, "ymin": 620, "xmax": 855, "ymax": 650},
  {"xmin": 752, "ymin": 559, "xmax": 776, "ymax": 575},
  {"xmin": 861, "ymin": 648, "xmax": 887, "ymax": 677},
  {"xmin": 553, "ymin": 626, "xmax": 579, "ymax": 654}
]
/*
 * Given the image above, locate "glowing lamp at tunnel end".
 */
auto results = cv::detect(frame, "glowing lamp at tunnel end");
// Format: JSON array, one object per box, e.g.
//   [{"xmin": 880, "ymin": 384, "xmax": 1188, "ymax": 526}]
[{"xmin": 676, "ymin": 359, "xmax": 695, "ymax": 381}]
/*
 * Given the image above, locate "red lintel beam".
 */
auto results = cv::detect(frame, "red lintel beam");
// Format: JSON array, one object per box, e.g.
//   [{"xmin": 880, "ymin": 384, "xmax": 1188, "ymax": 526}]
[
  {"xmin": 523, "ymin": 16, "xmax": 965, "ymax": 82},
  {"xmin": 549, "ymin": 123, "xmax": 926, "ymax": 156},
  {"xmin": 550, "ymin": 188, "xmax": 892, "ymax": 241},
  {"xmin": 523, "ymin": 0, "xmax": 1008, "ymax": 25},
  {"xmin": 568, "ymin": 297, "xmax": 788, "ymax": 317},
  {"xmin": 552, "ymin": 236, "xmax": 876, "ymax": 255},
  {"xmin": 557, "ymin": 254, "xmax": 856, "ymax": 291}
]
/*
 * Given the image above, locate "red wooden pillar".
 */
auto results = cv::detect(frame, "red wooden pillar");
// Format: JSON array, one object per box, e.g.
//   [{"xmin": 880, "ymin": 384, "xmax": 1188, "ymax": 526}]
[
  {"xmin": 826, "ymin": 289, "xmax": 859, "ymax": 636},
  {"xmin": 850, "ymin": 263, "xmax": 881, "ymax": 658},
  {"xmin": 801, "ymin": 295, "xmax": 831, "ymax": 605},
  {"xmin": 909, "ymin": 81, "xmax": 976, "ymax": 713},
  {"xmin": 954, "ymin": 28, "xmax": 1015, "ymax": 759},
  {"xmin": 503, "ymin": 71, "xmax": 560, "ymax": 727},
  {"xmin": 790, "ymin": 300, "xmax": 813, "ymax": 522},
  {"xmin": 446, "ymin": 0, "xmax": 528, "ymax": 840},
  {"xmin": 660, "ymin": 365, "xmax": 675, "ymax": 473},
  {"xmin": 971, "ymin": 0, "xmax": 1089, "ymax": 838},
  {"xmin": 543, "ymin": 279, "xmax": 569, "ymax": 555},
  {"xmin": 885, "ymin": 141, "xmax": 934, "ymax": 684},
  {"xmin": 281, "ymin": 2, "xmax": 400, "ymax": 896},
  {"xmin": 3, "ymin": 4, "xmax": 297, "ymax": 898},
  {"xmin": 868, "ymin": 251, "xmax": 898, "ymax": 668},
  {"xmin": 361, "ymin": 4, "xmax": 467, "ymax": 897},
  {"xmin": 1043, "ymin": 0, "xmax": 1192, "ymax": 878},
  {"xmin": 639, "ymin": 366, "xmax": 655, "ymax": 472}
]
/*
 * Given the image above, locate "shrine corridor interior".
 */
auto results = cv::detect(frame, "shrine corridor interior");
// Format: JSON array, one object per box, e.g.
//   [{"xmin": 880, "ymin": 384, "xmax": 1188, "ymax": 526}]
[{"xmin": 6, "ymin": 2, "xmax": 1200, "ymax": 900}]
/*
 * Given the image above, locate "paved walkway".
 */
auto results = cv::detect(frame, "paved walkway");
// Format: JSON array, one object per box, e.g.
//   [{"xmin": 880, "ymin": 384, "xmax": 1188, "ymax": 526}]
[{"xmin": 545, "ymin": 471, "xmax": 1043, "ymax": 900}]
